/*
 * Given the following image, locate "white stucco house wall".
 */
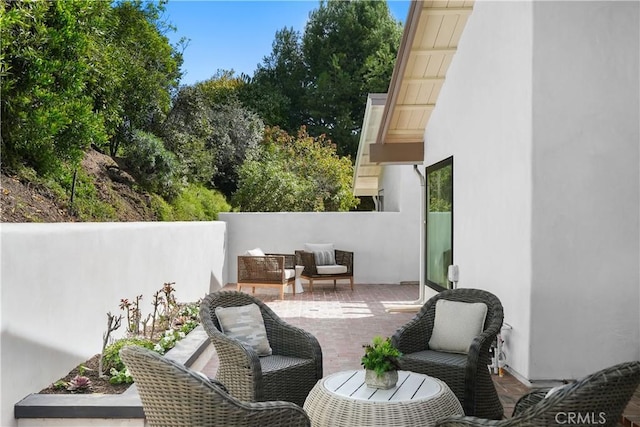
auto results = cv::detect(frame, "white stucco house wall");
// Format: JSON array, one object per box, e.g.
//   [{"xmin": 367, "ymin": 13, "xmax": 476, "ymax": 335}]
[{"xmin": 362, "ymin": 0, "xmax": 639, "ymax": 382}]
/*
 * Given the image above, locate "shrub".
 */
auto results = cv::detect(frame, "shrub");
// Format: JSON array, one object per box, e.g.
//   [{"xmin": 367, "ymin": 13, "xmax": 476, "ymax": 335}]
[
  {"xmin": 123, "ymin": 130, "xmax": 181, "ymax": 199},
  {"xmin": 170, "ymin": 184, "xmax": 231, "ymax": 220},
  {"xmin": 150, "ymin": 194, "xmax": 175, "ymax": 221},
  {"xmin": 102, "ymin": 337, "xmax": 155, "ymax": 374},
  {"xmin": 151, "ymin": 184, "xmax": 231, "ymax": 221},
  {"xmin": 62, "ymin": 169, "xmax": 117, "ymax": 221}
]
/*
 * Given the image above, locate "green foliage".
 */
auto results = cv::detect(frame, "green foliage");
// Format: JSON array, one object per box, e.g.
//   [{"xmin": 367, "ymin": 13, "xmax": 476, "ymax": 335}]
[
  {"xmin": 302, "ymin": 0, "xmax": 402, "ymax": 158},
  {"xmin": 123, "ymin": 130, "xmax": 181, "ymax": 199},
  {"xmin": 206, "ymin": 100, "xmax": 264, "ymax": 198},
  {"xmin": 150, "ymin": 184, "xmax": 231, "ymax": 221},
  {"xmin": 12, "ymin": 163, "xmax": 117, "ymax": 221},
  {"xmin": 1, "ymin": 0, "xmax": 397, "ymax": 216},
  {"xmin": 154, "ymin": 329, "xmax": 184, "ymax": 355},
  {"xmin": 103, "ymin": 337, "xmax": 155, "ymax": 374},
  {"xmin": 197, "ymin": 70, "xmax": 245, "ymax": 106},
  {"xmin": 169, "ymin": 184, "xmax": 231, "ymax": 221},
  {"xmin": 53, "ymin": 380, "xmax": 67, "ymax": 390},
  {"xmin": 109, "ymin": 367, "xmax": 133, "ymax": 385},
  {"xmin": 361, "ymin": 336, "xmax": 402, "ymax": 377},
  {"xmin": 160, "ymin": 85, "xmax": 216, "ymax": 184},
  {"xmin": 65, "ymin": 169, "xmax": 118, "ymax": 221},
  {"xmin": 162, "ymin": 77, "xmax": 263, "ymax": 198},
  {"xmin": 104, "ymin": 0, "xmax": 183, "ymax": 156},
  {"xmin": 105, "ymin": 292, "xmax": 200, "ymax": 384},
  {"xmin": 150, "ymin": 194, "xmax": 175, "ymax": 220},
  {"xmin": 1, "ymin": 0, "xmax": 182, "ymax": 177},
  {"xmin": 244, "ymin": 0, "xmax": 402, "ymax": 158},
  {"xmin": 428, "ymin": 164, "xmax": 452, "ymax": 212},
  {"xmin": 1, "ymin": 0, "xmax": 109, "ymax": 173},
  {"xmin": 234, "ymin": 126, "xmax": 358, "ymax": 212},
  {"xmin": 240, "ymin": 28, "xmax": 306, "ymax": 133}
]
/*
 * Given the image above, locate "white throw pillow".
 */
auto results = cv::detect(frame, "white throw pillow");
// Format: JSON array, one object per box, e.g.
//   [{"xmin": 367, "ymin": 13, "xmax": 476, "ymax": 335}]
[
  {"xmin": 215, "ymin": 303, "xmax": 272, "ymax": 356},
  {"xmin": 245, "ymin": 248, "xmax": 266, "ymax": 257},
  {"xmin": 428, "ymin": 299, "xmax": 488, "ymax": 354},
  {"xmin": 304, "ymin": 243, "xmax": 336, "ymax": 266}
]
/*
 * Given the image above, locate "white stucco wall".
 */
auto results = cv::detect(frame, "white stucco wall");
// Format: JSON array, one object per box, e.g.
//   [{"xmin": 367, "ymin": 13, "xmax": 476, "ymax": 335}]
[
  {"xmin": 529, "ymin": 1, "xmax": 640, "ymax": 379},
  {"xmin": 423, "ymin": 1, "xmax": 534, "ymax": 379},
  {"xmin": 379, "ymin": 164, "xmax": 422, "ymax": 213},
  {"xmin": 423, "ymin": 0, "xmax": 639, "ymax": 380},
  {"xmin": 220, "ymin": 210, "xmax": 420, "ymax": 286},
  {"xmin": 1, "ymin": 222, "xmax": 226, "ymax": 427}
]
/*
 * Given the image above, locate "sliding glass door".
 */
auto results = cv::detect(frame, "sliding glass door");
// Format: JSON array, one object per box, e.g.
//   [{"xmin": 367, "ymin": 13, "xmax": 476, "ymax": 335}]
[{"xmin": 426, "ymin": 157, "xmax": 453, "ymax": 290}]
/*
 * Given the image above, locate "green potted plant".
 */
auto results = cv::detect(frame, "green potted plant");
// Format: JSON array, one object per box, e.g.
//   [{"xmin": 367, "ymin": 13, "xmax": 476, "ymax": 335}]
[{"xmin": 361, "ymin": 336, "xmax": 402, "ymax": 389}]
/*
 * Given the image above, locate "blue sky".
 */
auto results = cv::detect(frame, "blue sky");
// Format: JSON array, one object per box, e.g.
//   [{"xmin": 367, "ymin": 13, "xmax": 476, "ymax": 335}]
[{"xmin": 163, "ymin": 1, "xmax": 411, "ymax": 86}]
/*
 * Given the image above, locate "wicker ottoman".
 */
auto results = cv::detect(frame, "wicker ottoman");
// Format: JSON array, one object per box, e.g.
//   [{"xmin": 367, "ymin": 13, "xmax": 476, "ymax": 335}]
[{"xmin": 303, "ymin": 370, "xmax": 463, "ymax": 427}]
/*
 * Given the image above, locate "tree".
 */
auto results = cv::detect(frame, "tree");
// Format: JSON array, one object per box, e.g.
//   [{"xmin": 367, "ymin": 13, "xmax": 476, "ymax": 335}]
[
  {"xmin": 302, "ymin": 0, "xmax": 402, "ymax": 158},
  {"xmin": 0, "ymin": 0, "xmax": 183, "ymax": 173},
  {"xmin": 233, "ymin": 126, "xmax": 358, "ymax": 212},
  {"xmin": 160, "ymin": 85, "xmax": 216, "ymax": 185},
  {"xmin": 162, "ymin": 76, "xmax": 263, "ymax": 199},
  {"xmin": 105, "ymin": 0, "xmax": 183, "ymax": 156},
  {"xmin": 197, "ymin": 70, "xmax": 245, "ymax": 106},
  {"xmin": 240, "ymin": 28, "xmax": 307, "ymax": 133},
  {"xmin": 207, "ymin": 100, "xmax": 264, "ymax": 198},
  {"xmin": 243, "ymin": 0, "xmax": 402, "ymax": 160},
  {"xmin": 1, "ymin": 0, "xmax": 110, "ymax": 173}
]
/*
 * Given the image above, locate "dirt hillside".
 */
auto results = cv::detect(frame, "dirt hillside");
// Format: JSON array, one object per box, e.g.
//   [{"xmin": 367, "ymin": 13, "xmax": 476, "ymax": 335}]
[{"xmin": 1, "ymin": 149, "xmax": 158, "ymax": 222}]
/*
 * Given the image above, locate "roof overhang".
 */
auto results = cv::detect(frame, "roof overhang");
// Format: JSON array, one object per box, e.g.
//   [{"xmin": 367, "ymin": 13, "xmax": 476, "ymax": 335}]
[
  {"xmin": 353, "ymin": 94, "xmax": 386, "ymax": 196},
  {"xmin": 369, "ymin": 0, "xmax": 474, "ymax": 164}
]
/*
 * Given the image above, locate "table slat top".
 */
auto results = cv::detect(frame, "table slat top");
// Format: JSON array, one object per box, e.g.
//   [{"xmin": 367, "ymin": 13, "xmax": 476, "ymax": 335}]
[{"xmin": 323, "ymin": 370, "xmax": 442, "ymax": 402}]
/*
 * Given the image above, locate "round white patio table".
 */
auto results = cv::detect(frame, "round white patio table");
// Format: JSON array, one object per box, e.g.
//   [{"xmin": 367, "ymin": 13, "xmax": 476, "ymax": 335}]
[{"xmin": 303, "ymin": 370, "xmax": 463, "ymax": 427}]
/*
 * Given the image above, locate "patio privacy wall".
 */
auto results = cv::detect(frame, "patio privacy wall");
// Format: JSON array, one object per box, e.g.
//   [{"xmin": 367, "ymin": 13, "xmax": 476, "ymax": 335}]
[
  {"xmin": 0, "ymin": 222, "xmax": 226, "ymax": 427},
  {"xmin": 220, "ymin": 164, "xmax": 422, "ymax": 286},
  {"xmin": 220, "ymin": 211, "xmax": 420, "ymax": 286},
  {"xmin": 423, "ymin": 1, "xmax": 639, "ymax": 381}
]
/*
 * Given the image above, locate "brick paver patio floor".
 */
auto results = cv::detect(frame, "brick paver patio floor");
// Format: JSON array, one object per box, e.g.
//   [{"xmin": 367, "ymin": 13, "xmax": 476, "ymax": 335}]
[{"xmin": 201, "ymin": 283, "xmax": 638, "ymax": 424}]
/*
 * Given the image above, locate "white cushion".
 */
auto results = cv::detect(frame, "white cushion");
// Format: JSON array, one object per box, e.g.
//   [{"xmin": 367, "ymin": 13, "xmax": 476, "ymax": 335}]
[
  {"xmin": 245, "ymin": 248, "xmax": 265, "ymax": 257},
  {"xmin": 268, "ymin": 269, "xmax": 296, "ymax": 279},
  {"xmin": 317, "ymin": 265, "xmax": 348, "ymax": 275},
  {"xmin": 215, "ymin": 303, "xmax": 272, "ymax": 356},
  {"xmin": 304, "ymin": 243, "xmax": 335, "ymax": 265},
  {"xmin": 428, "ymin": 299, "xmax": 488, "ymax": 354}
]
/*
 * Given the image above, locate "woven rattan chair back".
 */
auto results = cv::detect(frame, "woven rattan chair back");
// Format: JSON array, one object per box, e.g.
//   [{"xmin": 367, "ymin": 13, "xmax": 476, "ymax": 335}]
[
  {"xmin": 120, "ymin": 345, "xmax": 310, "ymax": 427},
  {"xmin": 200, "ymin": 291, "xmax": 323, "ymax": 406},
  {"xmin": 392, "ymin": 288, "xmax": 504, "ymax": 419},
  {"xmin": 513, "ymin": 360, "xmax": 640, "ymax": 427},
  {"xmin": 435, "ymin": 360, "xmax": 640, "ymax": 427}
]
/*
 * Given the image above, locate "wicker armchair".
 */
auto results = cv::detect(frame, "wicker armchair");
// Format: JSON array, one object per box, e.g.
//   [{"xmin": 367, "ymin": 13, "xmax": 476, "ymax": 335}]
[
  {"xmin": 295, "ymin": 249, "xmax": 353, "ymax": 292},
  {"xmin": 435, "ymin": 360, "xmax": 640, "ymax": 427},
  {"xmin": 120, "ymin": 345, "xmax": 310, "ymax": 427},
  {"xmin": 200, "ymin": 291, "xmax": 323, "ymax": 407},
  {"xmin": 391, "ymin": 288, "xmax": 504, "ymax": 419},
  {"xmin": 237, "ymin": 253, "xmax": 297, "ymax": 299}
]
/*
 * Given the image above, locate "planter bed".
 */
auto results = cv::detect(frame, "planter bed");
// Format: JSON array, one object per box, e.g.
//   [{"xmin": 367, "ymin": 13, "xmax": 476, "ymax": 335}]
[{"xmin": 14, "ymin": 326, "xmax": 210, "ymax": 427}]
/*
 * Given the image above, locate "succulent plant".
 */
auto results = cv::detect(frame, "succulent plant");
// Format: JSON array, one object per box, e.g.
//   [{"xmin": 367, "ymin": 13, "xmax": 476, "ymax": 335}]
[{"xmin": 66, "ymin": 375, "xmax": 92, "ymax": 392}]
